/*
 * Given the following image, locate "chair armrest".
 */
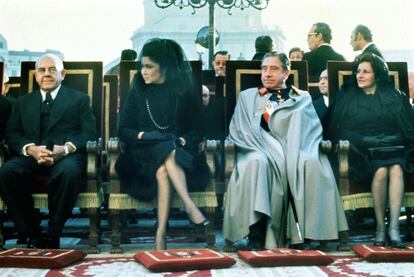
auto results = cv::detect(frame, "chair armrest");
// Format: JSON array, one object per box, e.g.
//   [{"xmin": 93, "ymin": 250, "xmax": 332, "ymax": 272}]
[
  {"xmin": 86, "ymin": 139, "xmax": 100, "ymax": 180},
  {"xmin": 107, "ymin": 137, "xmax": 120, "ymax": 179},
  {"xmin": 224, "ymin": 139, "xmax": 236, "ymax": 181},
  {"xmin": 205, "ymin": 140, "xmax": 220, "ymax": 178},
  {"xmin": 336, "ymin": 140, "xmax": 350, "ymax": 179},
  {"xmin": 335, "ymin": 140, "xmax": 350, "ymax": 195},
  {"xmin": 319, "ymin": 140, "xmax": 332, "ymax": 153}
]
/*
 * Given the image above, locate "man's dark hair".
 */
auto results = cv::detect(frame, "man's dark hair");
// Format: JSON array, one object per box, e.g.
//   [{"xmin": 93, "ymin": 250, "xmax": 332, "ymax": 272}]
[
  {"xmin": 262, "ymin": 51, "xmax": 290, "ymax": 71},
  {"xmin": 121, "ymin": 49, "xmax": 137, "ymax": 61},
  {"xmin": 214, "ymin": 51, "xmax": 229, "ymax": 58},
  {"xmin": 313, "ymin": 22, "xmax": 332, "ymax": 44},
  {"xmin": 354, "ymin": 24, "xmax": 373, "ymax": 42},
  {"xmin": 255, "ymin": 36, "xmax": 273, "ymax": 53}
]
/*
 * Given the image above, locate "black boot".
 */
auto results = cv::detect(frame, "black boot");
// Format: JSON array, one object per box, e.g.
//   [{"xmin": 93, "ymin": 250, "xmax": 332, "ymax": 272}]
[{"xmin": 246, "ymin": 217, "xmax": 267, "ymax": 251}]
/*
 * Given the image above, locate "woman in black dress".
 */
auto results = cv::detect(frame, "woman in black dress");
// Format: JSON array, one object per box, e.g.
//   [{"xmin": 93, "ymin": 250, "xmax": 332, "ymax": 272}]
[
  {"xmin": 116, "ymin": 38, "xmax": 210, "ymax": 250},
  {"xmin": 326, "ymin": 53, "xmax": 414, "ymax": 248}
]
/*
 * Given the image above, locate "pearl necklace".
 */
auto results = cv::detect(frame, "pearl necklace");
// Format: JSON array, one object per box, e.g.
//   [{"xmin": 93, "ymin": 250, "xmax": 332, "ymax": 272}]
[{"xmin": 145, "ymin": 98, "xmax": 170, "ymax": 130}]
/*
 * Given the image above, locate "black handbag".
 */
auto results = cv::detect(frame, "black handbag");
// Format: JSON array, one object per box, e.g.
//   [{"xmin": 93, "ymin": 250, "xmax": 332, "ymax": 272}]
[{"xmin": 367, "ymin": 146, "xmax": 405, "ymax": 159}]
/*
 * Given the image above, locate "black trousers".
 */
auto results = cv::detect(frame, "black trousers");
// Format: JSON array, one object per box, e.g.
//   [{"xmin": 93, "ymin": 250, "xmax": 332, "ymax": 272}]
[{"xmin": 0, "ymin": 154, "xmax": 85, "ymax": 238}]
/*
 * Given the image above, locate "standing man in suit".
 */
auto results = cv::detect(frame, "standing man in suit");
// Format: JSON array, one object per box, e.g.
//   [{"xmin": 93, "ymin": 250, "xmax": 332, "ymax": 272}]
[
  {"xmin": 0, "ymin": 54, "xmax": 96, "ymax": 249},
  {"xmin": 350, "ymin": 24, "xmax": 383, "ymax": 59},
  {"xmin": 303, "ymin": 22, "xmax": 345, "ymax": 82},
  {"xmin": 312, "ymin": 69, "xmax": 329, "ymax": 122}
]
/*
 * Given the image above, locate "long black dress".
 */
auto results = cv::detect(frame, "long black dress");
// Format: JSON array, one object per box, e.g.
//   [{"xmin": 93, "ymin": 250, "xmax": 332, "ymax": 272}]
[
  {"xmin": 115, "ymin": 83, "xmax": 211, "ymax": 201},
  {"xmin": 326, "ymin": 85, "xmax": 414, "ymax": 183}
]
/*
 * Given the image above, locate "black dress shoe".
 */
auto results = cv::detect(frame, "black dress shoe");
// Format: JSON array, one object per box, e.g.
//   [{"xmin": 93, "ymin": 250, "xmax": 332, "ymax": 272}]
[
  {"xmin": 290, "ymin": 242, "xmax": 314, "ymax": 250},
  {"xmin": 389, "ymin": 239, "xmax": 406, "ymax": 249},
  {"xmin": 373, "ymin": 240, "xmax": 387, "ymax": 247},
  {"xmin": 26, "ymin": 238, "xmax": 38, "ymax": 249},
  {"xmin": 194, "ymin": 219, "xmax": 210, "ymax": 232},
  {"xmin": 246, "ymin": 239, "xmax": 265, "ymax": 251},
  {"xmin": 45, "ymin": 237, "xmax": 60, "ymax": 249}
]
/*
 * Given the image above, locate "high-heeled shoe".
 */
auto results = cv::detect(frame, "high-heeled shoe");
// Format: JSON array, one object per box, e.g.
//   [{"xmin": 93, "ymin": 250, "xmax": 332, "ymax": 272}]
[
  {"xmin": 373, "ymin": 230, "xmax": 387, "ymax": 247},
  {"xmin": 388, "ymin": 228, "xmax": 406, "ymax": 249},
  {"xmin": 194, "ymin": 219, "xmax": 210, "ymax": 232}
]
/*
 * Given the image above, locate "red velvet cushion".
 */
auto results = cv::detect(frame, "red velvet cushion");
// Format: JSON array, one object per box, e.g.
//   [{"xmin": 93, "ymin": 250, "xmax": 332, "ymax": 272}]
[
  {"xmin": 353, "ymin": 244, "xmax": 414, "ymax": 262},
  {"xmin": 238, "ymin": 248, "xmax": 334, "ymax": 267},
  {"xmin": 0, "ymin": 248, "xmax": 86, "ymax": 269},
  {"xmin": 134, "ymin": 249, "xmax": 236, "ymax": 272}
]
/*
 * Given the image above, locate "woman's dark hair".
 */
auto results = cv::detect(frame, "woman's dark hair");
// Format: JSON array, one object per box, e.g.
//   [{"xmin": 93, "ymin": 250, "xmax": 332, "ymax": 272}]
[
  {"xmin": 345, "ymin": 53, "xmax": 391, "ymax": 89},
  {"xmin": 134, "ymin": 38, "xmax": 193, "ymax": 94}
]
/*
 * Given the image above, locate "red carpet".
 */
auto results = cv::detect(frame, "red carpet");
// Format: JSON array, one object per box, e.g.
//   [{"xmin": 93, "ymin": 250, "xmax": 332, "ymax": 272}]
[{"xmin": 2, "ymin": 254, "xmax": 414, "ymax": 276}]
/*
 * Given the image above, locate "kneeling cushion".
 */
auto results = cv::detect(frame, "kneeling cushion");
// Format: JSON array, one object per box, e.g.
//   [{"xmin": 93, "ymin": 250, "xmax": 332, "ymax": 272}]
[
  {"xmin": 238, "ymin": 248, "xmax": 334, "ymax": 267},
  {"xmin": 0, "ymin": 248, "xmax": 86, "ymax": 269},
  {"xmin": 134, "ymin": 249, "xmax": 236, "ymax": 272},
  {"xmin": 353, "ymin": 244, "xmax": 414, "ymax": 262}
]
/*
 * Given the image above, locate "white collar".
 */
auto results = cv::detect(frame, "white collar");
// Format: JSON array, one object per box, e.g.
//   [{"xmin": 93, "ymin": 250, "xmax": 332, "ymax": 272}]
[
  {"xmin": 323, "ymin": 95, "xmax": 329, "ymax": 106},
  {"xmin": 361, "ymin": 42, "xmax": 375, "ymax": 53},
  {"xmin": 318, "ymin": 43, "xmax": 331, "ymax": 48},
  {"xmin": 40, "ymin": 85, "xmax": 61, "ymax": 101}
]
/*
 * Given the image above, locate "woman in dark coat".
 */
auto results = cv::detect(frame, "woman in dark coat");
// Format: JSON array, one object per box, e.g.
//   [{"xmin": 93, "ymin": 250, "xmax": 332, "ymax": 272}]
[
  {"xmin": 115, "ymin": 38, "xmax": 210, "ymax": 250},
  {"xmin": 326, "ymin": 53, "xmax": 414, "ymax": 248}
]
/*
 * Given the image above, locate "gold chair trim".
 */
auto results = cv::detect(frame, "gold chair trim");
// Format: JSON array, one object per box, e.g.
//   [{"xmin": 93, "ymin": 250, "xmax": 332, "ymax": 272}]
[
  {"xmin": 29, "ymin": 69, "xmax": 94, "ymax": 99},
  {"xmin": 108, "ymin": 192, "xmax": 218, "ymax": 210}
]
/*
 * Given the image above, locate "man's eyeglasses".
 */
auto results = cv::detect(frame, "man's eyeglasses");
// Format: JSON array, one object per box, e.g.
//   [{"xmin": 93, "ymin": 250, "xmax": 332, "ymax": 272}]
[{"xmin": 307, "ymin": 32, "xmax": 318, "ymax": 38}]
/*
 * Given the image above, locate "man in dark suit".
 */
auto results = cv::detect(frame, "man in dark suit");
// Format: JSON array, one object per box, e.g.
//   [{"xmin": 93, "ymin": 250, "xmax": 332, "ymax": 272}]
[
  {"xmin": 312, "ymin": 69, "xmax": 329, "ymax": 122},
  {"xmin": 350, "ymin": 24, "xmax": 383, "ymax": 59},
  {"xmin": 303, "ymin": 22, "xmax": 345, "ymax": 82},
  {"xmin": 0, "ymin": 94, "xmax": 12, "ymax": 142},
  {"xmin": 0, "ymin": 54, "xmax": 96, "ymax": 248}
]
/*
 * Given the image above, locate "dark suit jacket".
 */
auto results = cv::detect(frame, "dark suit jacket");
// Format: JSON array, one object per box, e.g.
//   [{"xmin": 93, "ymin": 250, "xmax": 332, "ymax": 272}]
[
  {"xmin": 0, "ymin": 95, "xmax": 12, "ymax": 142},
  {"xmin": 362, "ymin": 43, "xmax": 383, "ymax": 58},
  {"xmin": 252, "ymin": 52, "xmax": 266, "ymax": 61},
  {"xmin": 312, "ymin": 96, "xmax": 328, "ymax": 123},
  {"xmin": 6, "ymin": 85, "xmax": 96, "ymax": 154},
  {"xmin": 303, "ymin": 45, "xmax": 345, "ymax": 81}
]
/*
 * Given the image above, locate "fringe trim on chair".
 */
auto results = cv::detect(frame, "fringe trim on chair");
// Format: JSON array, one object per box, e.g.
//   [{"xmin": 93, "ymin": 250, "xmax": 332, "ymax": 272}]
[
  {"xmin": 341, "ymin": 193, "xmax": 373, "ymax": 210},
  {"xmin": 402, "ymin": 192, "xmax": 414, "ymax": 207},
  {"xmin": 342, "ymin": 192, "xmax": 414, "ymax": 211},
  {"xmin": 109, "ymin": 192, "xmax": 218, "ymax": 210},
  {"xmin": 32, "ymin": 193, "xmax": 103, "ymax": 209}
]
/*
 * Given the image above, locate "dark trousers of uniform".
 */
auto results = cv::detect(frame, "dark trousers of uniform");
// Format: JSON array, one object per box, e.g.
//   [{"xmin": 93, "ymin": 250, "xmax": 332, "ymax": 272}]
[{"xmin": 0, "ymin": 153, "xmax": 86, "ymax": 238}]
